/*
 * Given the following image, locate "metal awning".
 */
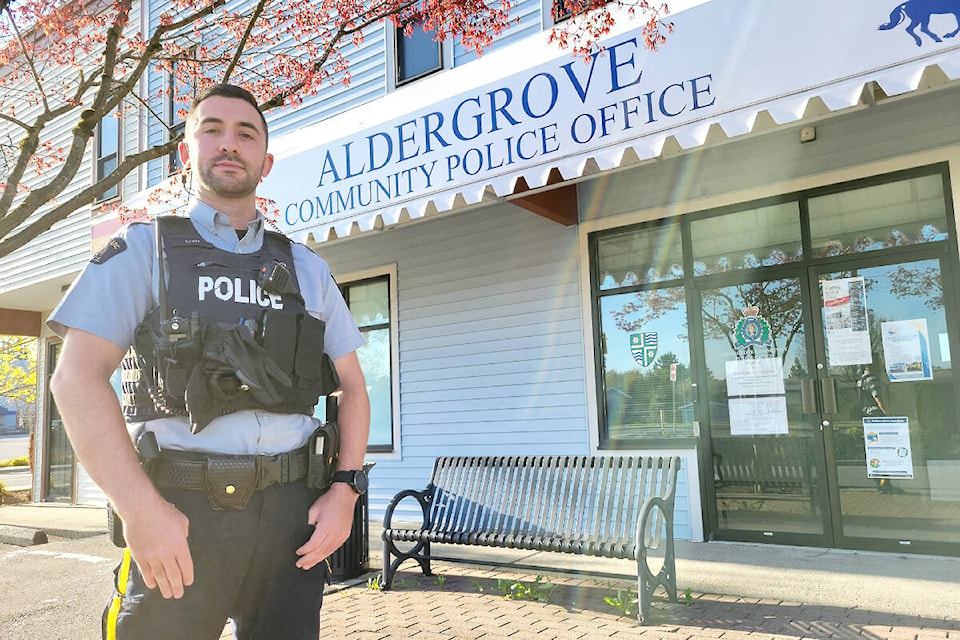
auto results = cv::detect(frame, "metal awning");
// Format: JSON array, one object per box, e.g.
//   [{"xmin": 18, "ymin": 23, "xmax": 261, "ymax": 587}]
[{"xmin": 261, "ymin": 0, "xmax": 960, "ymax": 243}]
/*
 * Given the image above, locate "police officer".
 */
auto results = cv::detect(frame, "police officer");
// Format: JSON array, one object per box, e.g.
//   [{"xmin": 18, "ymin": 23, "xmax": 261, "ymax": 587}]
[{"xmin": 48, "ymin": 84, "xmax": 370, "ymax": 640}]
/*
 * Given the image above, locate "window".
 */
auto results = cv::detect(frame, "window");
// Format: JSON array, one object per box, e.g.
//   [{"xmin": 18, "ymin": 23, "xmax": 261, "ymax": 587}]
[
  {"xmin": 593, "ymin": 222, "xmax": 695, "ymax": 446},
  {"xmin": 395, "ymin": 21, "xmax": 442, "ymax": 85},
  {"xmin": 94, "ymin": 113, "xmax": 119, "ymax": 202},
  {"xmin": 316, "ymin": 270, "xmax": 398, "ymax": 453},
  {"xmin": 590, "ymin": 165, "xmax": 952, "ymax": 449}
]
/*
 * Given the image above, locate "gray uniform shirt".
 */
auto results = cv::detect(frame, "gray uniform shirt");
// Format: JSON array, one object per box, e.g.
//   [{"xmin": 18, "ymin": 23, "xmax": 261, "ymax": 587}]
[{"xmin": 47, "ymin": 200, "xmax": 364, "ymax": 455}]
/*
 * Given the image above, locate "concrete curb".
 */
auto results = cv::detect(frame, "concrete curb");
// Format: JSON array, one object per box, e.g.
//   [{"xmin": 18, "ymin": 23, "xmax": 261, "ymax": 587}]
[
  {"xmin": 0, "ymin": 524, "xmax": 47, "ymax": 546},
  {"xmin": 0, "ymin": 465, "xmax": 29, "ymax": 475}
]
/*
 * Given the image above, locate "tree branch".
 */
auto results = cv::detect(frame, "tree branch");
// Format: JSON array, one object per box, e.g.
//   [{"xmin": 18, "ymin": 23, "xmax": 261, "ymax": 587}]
[
  {"xmin": 3, "ymin": 4, "xmax": 50, "ymax": 112},
  {"xmin": 222, "ymin": 0, "xmax": 269, "ymax": 84},
  {"xmin": 0, "ymin": 140, "xmax": 178, "ymax": 259}
]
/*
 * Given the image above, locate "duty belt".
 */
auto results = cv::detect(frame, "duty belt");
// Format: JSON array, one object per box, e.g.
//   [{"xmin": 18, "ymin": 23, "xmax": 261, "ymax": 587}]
[{"xmin": 151, "ymin": 447, "xmax": 309, "ymax": 511}]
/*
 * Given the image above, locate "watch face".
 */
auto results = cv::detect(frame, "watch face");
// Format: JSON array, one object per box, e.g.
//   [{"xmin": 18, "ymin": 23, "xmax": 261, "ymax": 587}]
[{"xmin": 353, "ymin": 470, "xmax": 369, "ymax": 494}]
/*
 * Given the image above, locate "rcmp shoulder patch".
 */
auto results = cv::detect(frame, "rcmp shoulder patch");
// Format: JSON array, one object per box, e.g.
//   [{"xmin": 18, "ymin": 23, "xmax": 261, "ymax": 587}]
[{"xmin": 90, "ymin": 237, "xmax": 127, "ymax": 264}]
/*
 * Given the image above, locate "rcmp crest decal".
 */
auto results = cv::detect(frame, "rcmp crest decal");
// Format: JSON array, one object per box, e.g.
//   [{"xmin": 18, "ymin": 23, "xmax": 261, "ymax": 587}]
[
  {"xmin": 630, "ymin": 332, "xmax": 658, "ymax": 367},
  {"xmin": 733, "ymin": 307, "xmax": 773, "ymax": 349}
]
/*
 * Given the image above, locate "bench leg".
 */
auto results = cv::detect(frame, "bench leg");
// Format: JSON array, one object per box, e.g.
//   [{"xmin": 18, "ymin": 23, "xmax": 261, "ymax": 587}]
[
  {"xmin": 637, "ymin": 534, "xmax": 677, "ymax": 624},
  {"xmin": 382, "ymin": 538, "xmax": 433, "ymax": 590}
]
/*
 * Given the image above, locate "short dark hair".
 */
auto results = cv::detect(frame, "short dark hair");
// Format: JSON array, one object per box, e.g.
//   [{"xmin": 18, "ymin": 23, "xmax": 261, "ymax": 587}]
[{"xmin": 186, "ymin": 84, "xmax": 269, "ymax": 145}]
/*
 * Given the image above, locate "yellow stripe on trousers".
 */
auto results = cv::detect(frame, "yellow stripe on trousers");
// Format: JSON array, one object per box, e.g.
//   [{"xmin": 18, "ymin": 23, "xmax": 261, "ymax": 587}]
[{"xmin": 105, "ymin": 548, "xmax": 132, "ymax": 640}]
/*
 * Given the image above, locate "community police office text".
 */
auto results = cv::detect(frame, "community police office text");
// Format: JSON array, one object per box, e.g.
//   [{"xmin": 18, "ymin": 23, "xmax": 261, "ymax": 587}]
[{"xmin": 286, "ymin": 37, "xmax": 716, "ymax": 225}]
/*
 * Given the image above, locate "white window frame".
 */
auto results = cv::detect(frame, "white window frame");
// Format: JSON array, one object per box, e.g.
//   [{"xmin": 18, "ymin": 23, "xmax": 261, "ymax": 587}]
[
  {"xmin": 94, "ymin": 112, "xmax": 121, "ymax": 203},
  {"xmin": 336, "ymin": 263, "xmax": 401, "ymax": 461}
]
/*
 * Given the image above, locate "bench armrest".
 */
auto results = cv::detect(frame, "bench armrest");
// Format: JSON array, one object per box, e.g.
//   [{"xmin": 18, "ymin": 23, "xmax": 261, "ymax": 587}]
[
  {"xmin": 636, "ymin": 495, "xmax": 674, "ymax": 549},
  {"xmin": 383, "ymin": 486, "xmax": 434, "ymax": 531}
]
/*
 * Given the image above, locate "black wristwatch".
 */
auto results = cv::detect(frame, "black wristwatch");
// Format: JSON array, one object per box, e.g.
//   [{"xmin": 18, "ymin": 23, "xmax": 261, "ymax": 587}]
[{"xmin": 331, "ymin": 469, "xmax": 368, "ymax": 495}]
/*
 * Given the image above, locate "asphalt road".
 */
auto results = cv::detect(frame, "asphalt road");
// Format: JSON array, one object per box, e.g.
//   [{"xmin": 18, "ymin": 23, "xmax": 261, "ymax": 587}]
[
  {"xmin": 0, "ymin": 434, "xmax": 29, "ymax": 462},
  {"xmin": 0, "ymin": 533, "xmax": 119, "ymax": 640},
  {"xmin": 0, "ymin": 435, "xmax": 32, "ymax": 491}
]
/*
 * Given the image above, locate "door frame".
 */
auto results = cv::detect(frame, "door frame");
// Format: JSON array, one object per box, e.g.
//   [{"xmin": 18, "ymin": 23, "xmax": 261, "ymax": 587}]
[
  {"xmin": 41, "ymin": 339, "xmax": 75, "ymax": 503},
  {"xmin": 805, "ymin": 244, "xmax": 960, "ymax": 556}
]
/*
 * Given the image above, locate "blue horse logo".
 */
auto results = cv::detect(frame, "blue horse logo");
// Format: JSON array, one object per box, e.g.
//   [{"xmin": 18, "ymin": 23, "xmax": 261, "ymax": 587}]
[{"xmin": 879, "ymin": 0, "xmax": 960, "ymax": 46}]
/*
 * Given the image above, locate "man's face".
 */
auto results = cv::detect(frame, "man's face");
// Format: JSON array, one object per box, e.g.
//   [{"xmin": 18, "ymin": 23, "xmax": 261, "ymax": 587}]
[{"xmin": 179, "ymin": 96, "xmax": 273, "ymax": 199}]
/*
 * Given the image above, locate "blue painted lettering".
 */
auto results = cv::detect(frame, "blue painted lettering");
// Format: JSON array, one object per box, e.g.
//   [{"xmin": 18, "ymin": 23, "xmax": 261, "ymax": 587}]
[
  {"xmin": 607, "ymin": 38, "xmax": 642, "ymax": 93},
  {"xmin": 516, "ymin": 130, "xmax": 538, "ymax": 160},
  {"xmin": 540, "ymin": 124, "xmax": 560, "ymax": 154},
  {"xmin": 690, "ymin": 74, "xmax": 715, "ymax": 110},
  {"xmin": 318, "ymin": 149, "xmax": 341, "ymax": 186},
  {"xmin": 452, "ymin": 97, "xmax": 483, "ymax": 141},
  {"xmin": 368, "ymin": 131, "xmax": 393, "ymax": 172},
  {"xmin": 488, "ymin": 87, "xmax": 519, "ymax": 133},
  {"xmin": 396, "ymin": 119, "xmax": 420, "ymax": 162},
  {"xmin": 522, "ymin": 73, "xmax": 559, "ymax": 118},
  {"xmin": 560, "ymin": 53, "xmax": 601, "ymax": 104},
  {"xmin": 422, "ymin": 111, "xmax": 449, "ymax": 153},
  {"xmin": 571, "ymin": 113, "xmax": 597, "ymax": 144},
  {"xmin": 598, "ymin": 103, "xmax": 618, "ymax": 137}
]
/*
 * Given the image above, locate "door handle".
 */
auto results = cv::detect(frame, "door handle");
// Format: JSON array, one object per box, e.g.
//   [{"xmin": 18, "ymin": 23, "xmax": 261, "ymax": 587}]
[
  {"xmin": 820, "ymin": 378, "xmax": 838, "ymax": 414},
  {"xmin": 800, "ymin": 379, "xmax": 817, "ymax": 414}
]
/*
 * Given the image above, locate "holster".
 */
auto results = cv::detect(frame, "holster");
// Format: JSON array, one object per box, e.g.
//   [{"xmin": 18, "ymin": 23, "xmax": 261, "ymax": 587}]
[
  {"xmin": 307, "ymin": 420, "xmax": 339, "ymax": 493},
  {"xmin": 107, "ymin": 431, "xmax": 162, "ymax": 548}
]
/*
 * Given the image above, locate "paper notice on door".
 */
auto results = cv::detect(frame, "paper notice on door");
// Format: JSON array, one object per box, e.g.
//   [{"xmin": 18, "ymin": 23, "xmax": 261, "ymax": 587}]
[
  {"xmin": 725, "ymin": 357, "xmax": 785, "ymax": 396},
  {"xmin": 822, "ymin": 277, "xmax": 872, "ymax": 366},
  {"xmin": 881, "ymin": 319, "xmax": 933, "ymax": 382},
  {"xmin": 729, "ymin": 396, "xmax": 789, "ymax": 436},
  {"xmin": 863, "ymin": 416, "xmax": 914, "ymax": 478}
]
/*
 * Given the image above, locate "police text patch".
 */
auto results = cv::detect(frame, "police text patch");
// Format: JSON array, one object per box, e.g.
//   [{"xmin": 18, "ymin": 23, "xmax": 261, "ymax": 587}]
[{"xmin": 90, "ymin": 238, "xmax": 127, "ymax": 264}]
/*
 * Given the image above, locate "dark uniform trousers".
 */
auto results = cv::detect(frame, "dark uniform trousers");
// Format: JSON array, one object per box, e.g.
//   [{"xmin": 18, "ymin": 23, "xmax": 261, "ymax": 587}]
[{"xmin": 103, "ymin": 482, "xmax": 327, "ymax": 640}]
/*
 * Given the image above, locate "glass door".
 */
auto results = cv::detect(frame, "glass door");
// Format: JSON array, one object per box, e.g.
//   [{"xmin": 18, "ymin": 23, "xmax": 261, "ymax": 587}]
[
  {"xmin": 813, "ymin": 254, "xmax": 960, "ymax": 552},
  {"xmin": 698, "ymin": 272, "xmax": 830, "ymax": 544},
  {"xmin": 43, "ymin": 342, "xmax": 74, "ymax": 502}
]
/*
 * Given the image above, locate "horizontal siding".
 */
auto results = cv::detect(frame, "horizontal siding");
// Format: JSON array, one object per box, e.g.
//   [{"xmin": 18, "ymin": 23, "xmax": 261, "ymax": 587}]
[
  {"xmin": 269, "ymin": 23, "xmax": 387, "ymax": 138},
  {"xmin": 0, "ymin": 0, "xmax": 146, "ymax": 295},
  {"xmin": 75, "ymin": 465, "xmax": 107, "ymax": 507},
  {"xmin": 453, "ymin": 0, "xmax": 543, "ymax": 67},
  {"xmin": 317, "ymin": 202, "xmax": 592, "ymax": 529}
]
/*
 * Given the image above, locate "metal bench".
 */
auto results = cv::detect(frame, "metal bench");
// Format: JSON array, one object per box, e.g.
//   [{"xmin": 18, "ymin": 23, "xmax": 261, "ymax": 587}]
[{"xmin": 381, "ymin": 455, "xmax": 682, "ymax": 623}]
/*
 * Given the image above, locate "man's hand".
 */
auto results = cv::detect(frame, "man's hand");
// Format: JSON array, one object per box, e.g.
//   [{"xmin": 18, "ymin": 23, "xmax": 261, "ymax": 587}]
[
  {"xmin": 122, "ymin": 497, "xmax": 194, "ymax": 599},
  {"xmin": 295, "ymin": 484, "xmax": 358, "ymax": 570}
]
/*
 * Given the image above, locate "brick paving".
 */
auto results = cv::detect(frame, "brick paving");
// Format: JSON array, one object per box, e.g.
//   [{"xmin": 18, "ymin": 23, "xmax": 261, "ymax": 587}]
[{"xmin": 316, "ymin": 560, "xmax": 960, "ymax": 640}]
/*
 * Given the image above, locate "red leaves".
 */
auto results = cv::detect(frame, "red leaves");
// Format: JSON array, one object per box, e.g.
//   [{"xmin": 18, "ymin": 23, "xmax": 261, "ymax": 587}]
[{"xmin": 548, "ymin": 1, "xmax": 671, "ymax": 60}]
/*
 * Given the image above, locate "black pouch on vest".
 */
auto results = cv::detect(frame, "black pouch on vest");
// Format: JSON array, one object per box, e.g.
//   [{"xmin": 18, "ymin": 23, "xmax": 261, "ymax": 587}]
[
  {"xmin": 307, "ymin": 421, "xmax": 339, "ymax": 493},
  {"xmin": 320, "ymin": 355, "xmax": 340, "ymax": 393},
  {"xmin": 258, "ymin": 308, "xmax": 298, "ymax": 374},
  {"xmin": 294, "ymin": 314, "xmax": 326, "ymax": 389}
]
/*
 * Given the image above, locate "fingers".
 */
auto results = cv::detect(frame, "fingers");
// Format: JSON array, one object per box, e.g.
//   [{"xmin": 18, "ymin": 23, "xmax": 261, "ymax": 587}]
[
  {"xmin": 295, "ymin": 528, "xmax": 330, "ymax": 570},
  {"xmin": 143, "ymin": 546, "xmax": 193, "ymax": 599},
  {"xmin": 126, "ymin": 505, "xmax": 194, "ymax": 599}
]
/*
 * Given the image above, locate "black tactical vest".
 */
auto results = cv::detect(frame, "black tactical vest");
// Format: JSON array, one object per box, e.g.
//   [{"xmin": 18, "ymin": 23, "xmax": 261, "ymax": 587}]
[{"xmin": 123, "ymin": 216, "xmax": 338, "ymax": 428}]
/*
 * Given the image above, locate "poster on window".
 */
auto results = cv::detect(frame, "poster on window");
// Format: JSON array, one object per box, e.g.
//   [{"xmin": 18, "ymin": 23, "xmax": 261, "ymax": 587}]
[
  {"xmin": 728, "ymin": 396, "xmax": 789, "ymax": 436},
  {"xmin": 881, "ymin": 319, "xmax": 933, "ymax": 382},
  {"xmin": 725, "ymin": 357, "xmax": 785, "ymax": 396},
  {"xmin": 822, "ymin": 277, "xmax": 872, "ymax": 366},
  {"xmin": 863, "ymin": 416, "xmax": 914, "ymax": 478}
]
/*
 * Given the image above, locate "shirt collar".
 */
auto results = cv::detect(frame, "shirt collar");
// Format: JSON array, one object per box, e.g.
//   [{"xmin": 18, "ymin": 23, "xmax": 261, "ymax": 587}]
[{"xmin": 184, "ymin": 199, "xmax": 266, "ymax": 252}]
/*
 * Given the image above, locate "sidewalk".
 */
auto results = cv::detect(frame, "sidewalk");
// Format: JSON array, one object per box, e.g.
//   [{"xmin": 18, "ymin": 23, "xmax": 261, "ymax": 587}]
[{"xmin": 2, "ymin": 502, "xmax": 959, "ymax": 639}]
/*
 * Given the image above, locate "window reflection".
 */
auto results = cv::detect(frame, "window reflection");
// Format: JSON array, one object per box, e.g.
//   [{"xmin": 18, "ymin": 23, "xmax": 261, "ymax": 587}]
[
  {"xmin": 809, "ymin": 174, "xmax": 947, "ymax": 258},
  {"xmin": 599, "ymin": 288, "xmax": 694, "ymax": 441}
]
